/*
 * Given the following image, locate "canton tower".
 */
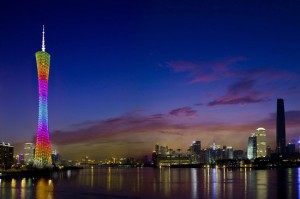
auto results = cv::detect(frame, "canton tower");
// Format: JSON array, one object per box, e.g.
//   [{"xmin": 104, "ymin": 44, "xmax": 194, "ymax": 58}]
[{"xmin": 34, "ymin": 26, "xmax": 52, "ymax": 167}]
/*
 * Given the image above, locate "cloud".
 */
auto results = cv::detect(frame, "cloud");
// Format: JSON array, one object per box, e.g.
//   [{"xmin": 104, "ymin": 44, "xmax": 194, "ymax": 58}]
[
  {"xmin": 167, "ymin": 61, "xmax": 199, "ymax": 72},
  {"xmin": 208, "ymin": 95, "xmax": 269, "ymax": 106},
  {"xmin": 205, "ymin": 66, "xmax": 298, "ymax": 106},
  {"xmin": 207, "ymin": 78, "xmax": 270, "ymax": 106},
  {"xmin": 247, "ymin": 68, "xmax": 298, "ymax": 82},
  {"xmin": 228, "ymin": 79, "xmax": 255, "ymax": 94},
  {"xmin": 168, "ymin": 57, "xmax": 298, "ymax": 107},
  {"xmin": 167, "ymin": 56, "xmax": 246, "ymax": 83},
  {"xmin": 169, "ymin": 106, "xmax": 197, "ymax": 117},
  {"xmin": 195, "ymin": 103, "xmax": 204, "ymax": 106},
  {"xmin": 51, "ymin": 114, "xmax": 172, "ymax": 145},
  {"xmin": 51, "ymin": 107, "xmax": 198, "ymax": 147}
]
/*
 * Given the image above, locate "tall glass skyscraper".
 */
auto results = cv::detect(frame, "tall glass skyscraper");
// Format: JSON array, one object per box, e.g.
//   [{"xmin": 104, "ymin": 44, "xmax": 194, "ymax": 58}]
[
  {"xmin": 276, "ymin": 98, "xmax": 286, "ymax": 155},
  {"xmin": 34, "ymin": 26, "xmax": 52, "ymax": 167},
  {"xmin": 247, "ymin": 133, "xmax": 257, "ymax": 160},
  {"xmin": 247, "ymin": 128, "xmax": 267, "ymax": 160}
]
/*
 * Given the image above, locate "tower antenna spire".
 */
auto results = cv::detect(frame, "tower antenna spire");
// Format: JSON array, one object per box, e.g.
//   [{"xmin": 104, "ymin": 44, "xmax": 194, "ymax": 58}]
[{"xmin": 42, "ymin": 25, "xmax": 46, "ymax": 52}]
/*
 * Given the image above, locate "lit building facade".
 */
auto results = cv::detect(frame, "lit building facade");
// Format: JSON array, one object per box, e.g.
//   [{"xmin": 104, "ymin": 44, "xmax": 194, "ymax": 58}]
[
  {"xmin": 247, "ymin": 133, "xmax": 257, "ymax": 160},
  {"xmin": 34, "ymin": 26, "xmax": 52, "ymax": 167},
  {"xmin": 287, "ymin": 143, "xmax": 296, "ymax": 154},
  {"xmin": 0, "ymin": 142, "xmax": 14, "ymax": 169},
  {"xmin": 233, "ymin": 150, "xmax": 245, "ymax": 159},
  {"xmin": 207, "ymin": 142, "xmax": 223, "ymax": 164},
  {"xmin": 152, "ymin": 144, "xmax": 189, "ymax": 167},
  {"xmin": 24, "ymin": 143, "xmax": 35, "ymax": 164},
  {"xmin": 190, "ymin": 140, "xmax": 201, "ymax": 163},
  {"xmin": 256, "ymin": 128, "xmax": 267, "ymax": 158},
  {"xmin": 51, "ymin": 150, "xmax": 61, "ymax": 165},
  {"xmin": 225, "ymin": 146, "xmax": 234, "ymax": 159},
  {"xmin": 191, "ymin": 141, "xmax": 201, "ymax": 154},
  {"xmin": 247, "ymin": 128, "xmax": 267, "ymax": 160}
]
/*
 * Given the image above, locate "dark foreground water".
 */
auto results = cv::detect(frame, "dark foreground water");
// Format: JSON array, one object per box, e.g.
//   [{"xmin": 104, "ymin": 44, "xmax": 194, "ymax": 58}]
[{"xmin": 0, "ymin": 167, "xmax": 300, "ymax": 199}]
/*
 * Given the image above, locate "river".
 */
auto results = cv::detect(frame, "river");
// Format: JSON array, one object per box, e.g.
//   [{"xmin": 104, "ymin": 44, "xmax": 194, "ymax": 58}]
[{"xmin": 0, "ymin": 167, "xmax": 299, "ymax": 199}]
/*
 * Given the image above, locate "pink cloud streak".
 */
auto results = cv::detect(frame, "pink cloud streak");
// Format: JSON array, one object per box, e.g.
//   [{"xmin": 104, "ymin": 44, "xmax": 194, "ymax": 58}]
[{"xmin": 167, "ymin": 56, "xmax": 246, "ymax": 83}]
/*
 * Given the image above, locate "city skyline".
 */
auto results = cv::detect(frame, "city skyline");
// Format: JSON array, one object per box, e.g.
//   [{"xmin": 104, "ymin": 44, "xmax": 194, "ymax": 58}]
[{"xmin": 1, "ymin": 1, "xmax": 300, "ymax": 159}]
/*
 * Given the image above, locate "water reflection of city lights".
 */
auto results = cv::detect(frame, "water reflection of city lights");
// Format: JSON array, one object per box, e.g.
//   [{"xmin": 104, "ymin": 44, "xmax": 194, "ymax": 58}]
[
  {"xmin": 298, "ymin": 168, "xmax": 300, "ymax": 198},
  {"xmin": 226, "ymin": 169, "xmax": 233, "ymax": 199},
  {"xmin": 136, "ymin": 167, "xmax": 141, "ymax": 192},
  {"xmin": 107, "ymin": 167, "xmax": 111, "ymax": 191},
  {"xmin": 11, "ymin": 179, "xmax": 16, "ymax": 187},
  {"xmin": 91, "ymin": 167, "xmax": 94, "ymax": 188},
  {"xmin": 21, "ymin": 178, "xmax": 26, "ymax": 199},
  {"xmin": 67, "ymin": 170, "xmax": 71, "ymax": 178},
  {"xmin": 191, "ymin": 168, "xmax": 198, "ymax": 199},
  {"xmin": 28, "ymin": 179, "xmax": 32, "ymax": 187},
  {"xmin": 244, "ymin": 169, "xmax": 247, "ymax": 195},
  {"xmin": 257, "ymin": 171, "xmax": 267, "ymax": 199},
  {"xmin": 288, "ymin": 168, "xmax": 293, "ymax": 198},
  {"xmin": 211, "ymin": 168, "xmax": 217, "ymax": 199},
  {"xmin": 36, "ymin": 179, "xmax": 54, "ymax": 199},
  {"xmin": 11, "ymin": 179, "xmax": 16, "ymax": 199},
  {"xmin": 160, "ymin": 168, "xmax": 171, "ymax": 197}
]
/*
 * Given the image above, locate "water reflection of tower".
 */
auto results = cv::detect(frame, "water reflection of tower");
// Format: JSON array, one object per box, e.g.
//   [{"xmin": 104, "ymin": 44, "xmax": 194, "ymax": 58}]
[
  {"xmin": 276, "ymin": 99, "xmax": 286, "ymax": 155},
  {"xmin": 36, "ymin": 179, "xmax": 54, "ymax": 199},
  {"xmin": 34, "ymin": 26, "xmax": 52, "ymax": 167}
]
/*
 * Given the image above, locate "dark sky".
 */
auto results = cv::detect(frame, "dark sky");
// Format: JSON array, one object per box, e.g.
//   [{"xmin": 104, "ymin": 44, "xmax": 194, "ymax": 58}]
[{"xmin": 1, "ymin": 0, "xmax": 300, "ymax": 159}]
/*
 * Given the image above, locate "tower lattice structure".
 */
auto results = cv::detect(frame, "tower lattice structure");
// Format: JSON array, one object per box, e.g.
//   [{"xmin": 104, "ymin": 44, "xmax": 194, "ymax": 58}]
[{"xmin": 34, "ymin": 26, "xmax": 52, "ymax": 167}]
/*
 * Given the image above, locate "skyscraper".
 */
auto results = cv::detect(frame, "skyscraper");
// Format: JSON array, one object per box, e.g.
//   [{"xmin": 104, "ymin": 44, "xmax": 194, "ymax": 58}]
[
  {"xmin": 0, "ymin": 142, "xmax": 14, "ymax": 169},
  {"xmin": 225, "ymin": 146, "xmax": 234, "ymax": 159},
  {"xmin": 190, "ymin": 140, "xmax": 201, "ymax": 163},
  {"xmin": 247, "ymin": 133, "xmax": 257, "ymax": 160},
  {"xmin": 34, "ymin": 26, "xmax": 52, "ymax": 167},
  {"xmin": 24, "ymin": 143, "xmax": 35, "ymax": 164},
  {"xmin": 191, "ymin": 141, "xmax": 201, "ymax": 155},
  {"xmin": 256, "ymin": 128, "xmax": 267, "ymax": 158},
  {"xmin": 247, "ymin": 128, "xmax": 267, "ymax": 160},
  {"xmin": 276, "ymin": 98, "xmax": 286, "ymax": 155}
]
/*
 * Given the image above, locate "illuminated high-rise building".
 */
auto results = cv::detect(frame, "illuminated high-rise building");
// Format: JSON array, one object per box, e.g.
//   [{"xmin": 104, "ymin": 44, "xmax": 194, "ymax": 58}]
[
  {"xmin": 247, "ymin": 128, "xmax": 267, "ymax": 160},
  {"xmin": 191, "ymin": 141, "xmax": 201, "ymax": 155},
  {"xmin": 0, "ymin": 142, "xmax": 14, "ymax": 169},
  {"xmin": 225, "ymin": 146, "xmax": 233, "ymax": 159},
  {"xmin": 190, "ymin": 140, "xmax": 201, "ymax": 163},
  {"xmin": 34, "ymin": 26, "xmax": 52, "ymax": 167},
  {"xmin": 255, "ymin": 128, "xmax": 267, "ymax": 158},
  {"xmin": 276, "ymin": 98, "xmax": 286, "ymax": 154},
  {"xmin": 24, "ymin": 143, "xmax": 35, "ymax": 164},
  {"xmin": 247, "ymin": 133, "xmax": 256, "ymax": 160}
]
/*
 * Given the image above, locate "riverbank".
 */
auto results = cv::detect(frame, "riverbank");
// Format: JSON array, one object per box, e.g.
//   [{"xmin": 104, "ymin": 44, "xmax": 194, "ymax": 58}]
[{"xmin": 0, "ymin": 166, "xmax": 83, "ymax": 178}]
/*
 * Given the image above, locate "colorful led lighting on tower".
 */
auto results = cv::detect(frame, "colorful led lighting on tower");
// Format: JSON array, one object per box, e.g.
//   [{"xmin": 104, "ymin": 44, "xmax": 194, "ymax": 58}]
[{"xmin": 34, "ymin": 25, "xmax": 52, "ymax": 167}]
